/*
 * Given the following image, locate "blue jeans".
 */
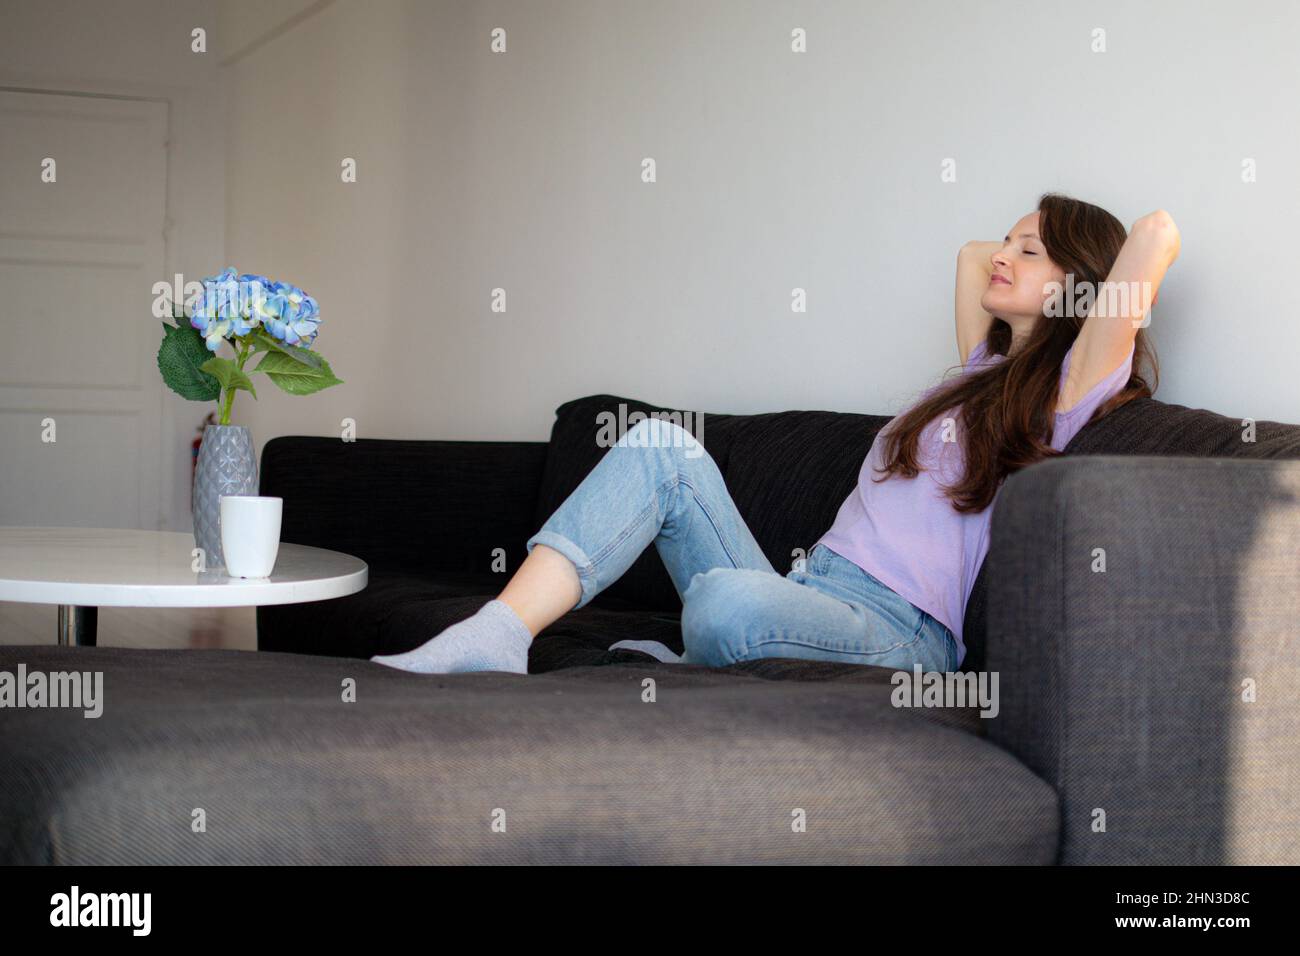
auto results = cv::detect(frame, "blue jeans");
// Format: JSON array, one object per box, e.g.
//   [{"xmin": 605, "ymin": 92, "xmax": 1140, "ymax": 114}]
[{"xmin": 525, "ymin": 418, "xmax": 959, "ymax": 672}]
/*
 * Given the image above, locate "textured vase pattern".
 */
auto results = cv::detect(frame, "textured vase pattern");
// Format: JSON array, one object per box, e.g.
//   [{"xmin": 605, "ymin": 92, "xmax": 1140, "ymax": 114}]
[{"xmin": 193, "ymin": 424, "xmax": 257, "ymax": 569}]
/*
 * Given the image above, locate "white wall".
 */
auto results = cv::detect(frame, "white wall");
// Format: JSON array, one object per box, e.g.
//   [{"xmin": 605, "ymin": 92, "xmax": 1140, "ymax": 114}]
[
  {"xmin": 0, "ymin": 0, "xmax": 226, "ymax": 531},
  {"xmin": 20, "ymin": 0, "xmax": 1298, "ymax": 484}
]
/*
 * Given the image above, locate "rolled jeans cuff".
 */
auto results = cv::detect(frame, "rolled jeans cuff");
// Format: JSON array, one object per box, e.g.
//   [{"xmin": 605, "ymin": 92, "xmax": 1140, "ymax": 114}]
[{"xmin": 525, "ymin": 529, "xmax": 599, "ymax": 609}]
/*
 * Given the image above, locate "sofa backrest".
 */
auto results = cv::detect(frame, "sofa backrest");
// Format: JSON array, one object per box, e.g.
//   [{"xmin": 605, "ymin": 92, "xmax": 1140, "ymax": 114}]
[
  {"xmin": 536, "ymin": 393, "xmax": 1300, "ymax": 670},
  {"xmin": 1057, "ymin": 395, "xmax": 1300, "ymax": 458}
]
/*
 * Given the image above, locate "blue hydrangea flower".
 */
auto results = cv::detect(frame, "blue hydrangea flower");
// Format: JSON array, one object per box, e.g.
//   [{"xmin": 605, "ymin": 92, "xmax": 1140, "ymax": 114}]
[
  {"xmin": 187, "ymin": 267, "xmax": 241, "ymax": 351},
  {"xmin": 187, "ymin": 268, "xmax": 321, "ymax": 351},
  {"xmin": 261, "ymin": 279, "xmax": 321, "ymax": 347}
]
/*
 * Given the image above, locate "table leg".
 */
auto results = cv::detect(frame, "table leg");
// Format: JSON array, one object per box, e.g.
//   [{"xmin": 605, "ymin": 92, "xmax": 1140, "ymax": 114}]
[{"xmin": 57, "ymin": 605, "xmax": 98, "ymax": 647}]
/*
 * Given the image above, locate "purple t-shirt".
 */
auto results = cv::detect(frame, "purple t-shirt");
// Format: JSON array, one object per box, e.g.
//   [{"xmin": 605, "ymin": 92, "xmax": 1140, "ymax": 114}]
[{"xmin": 813, "ymin": 337, "xmax": 1136, "ymax": 667}]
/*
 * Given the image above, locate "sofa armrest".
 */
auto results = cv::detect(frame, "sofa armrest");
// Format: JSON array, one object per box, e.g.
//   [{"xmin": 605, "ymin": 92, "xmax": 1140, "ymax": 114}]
[
  {"xmin": 985, "ymin": 455, "xmax": 1300, "ymax": 865},
  {"xmin": 259, "ymin": 436, "xmax": 548, "ymax": 575}
]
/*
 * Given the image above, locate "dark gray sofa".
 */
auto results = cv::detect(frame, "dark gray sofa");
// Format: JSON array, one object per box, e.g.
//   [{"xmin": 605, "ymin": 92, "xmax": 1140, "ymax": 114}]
[{"xmin": 2, "ymin": 393, "xmax": 1297, "ymax": 865}]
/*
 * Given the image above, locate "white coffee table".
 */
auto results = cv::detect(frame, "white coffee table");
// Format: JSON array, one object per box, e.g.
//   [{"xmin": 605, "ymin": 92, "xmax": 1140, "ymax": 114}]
[{"xmin": 0, "ymin": 527, "xmax": 368, "ymax": 646}]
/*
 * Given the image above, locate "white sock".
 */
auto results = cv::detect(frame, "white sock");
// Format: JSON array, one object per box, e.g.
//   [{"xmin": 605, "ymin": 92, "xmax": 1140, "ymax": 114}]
[
  {"xmin": 370, "ymin": 599, "xmax": 532, "ymax": 674},
  {"xmin": 608, "ymin": 638, "xmax": 683, "ymax": 663}
]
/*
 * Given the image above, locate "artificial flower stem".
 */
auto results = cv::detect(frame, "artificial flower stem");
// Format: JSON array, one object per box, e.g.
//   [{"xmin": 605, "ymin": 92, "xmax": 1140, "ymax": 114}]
[
  {"xmin": 216, "ymin": 337, "xmax": 251, "ymax": 426},
  {"xmin": 218, "ymin": 386, "xmax": 234, "ymax": 426}
]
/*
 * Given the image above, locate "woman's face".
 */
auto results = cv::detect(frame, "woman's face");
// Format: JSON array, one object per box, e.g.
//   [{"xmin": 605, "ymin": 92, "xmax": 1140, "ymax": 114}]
[{"xmin": 980, "ymin": 211, "xmax": 1067, "ymax": 340}]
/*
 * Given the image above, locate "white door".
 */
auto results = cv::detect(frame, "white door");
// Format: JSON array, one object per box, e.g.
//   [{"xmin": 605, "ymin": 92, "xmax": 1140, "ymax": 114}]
[{"xmin": 0, "ymin": 90, "xmax": 168, "ymax": 529}]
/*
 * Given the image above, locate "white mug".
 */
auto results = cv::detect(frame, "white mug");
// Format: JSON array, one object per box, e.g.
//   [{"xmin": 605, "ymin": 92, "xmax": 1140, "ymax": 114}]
[{"xmin": 220, "ymin": 495, "xmax": 283, "ymax": 578}]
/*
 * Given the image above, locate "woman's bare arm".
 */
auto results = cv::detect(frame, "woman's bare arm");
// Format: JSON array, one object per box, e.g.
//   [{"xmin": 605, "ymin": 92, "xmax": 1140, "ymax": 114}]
[
  {"xmin": 955, "ymin": 240, "xmax": 1002, "ymax": 364},
  {"xmin": 1059, "ymin": 210, "xmax": 1180, "ymax": 412}
]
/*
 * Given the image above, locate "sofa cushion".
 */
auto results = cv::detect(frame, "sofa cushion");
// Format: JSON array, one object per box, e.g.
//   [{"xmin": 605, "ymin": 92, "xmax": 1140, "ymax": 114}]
[
  {"xmin": 261, "ymin": 437, "xmax": 549, "ymax": 577},
  {"xmin": 0, "ymin": 646, "xmax": 1057, "ymax": 865},
  {"xmin": 534, "ymin": 395, "xmax": 751, "ymax": 613},
  {"xmin": 1063, "ymin": 395, "xmax": 1300, "ymax": 458}
]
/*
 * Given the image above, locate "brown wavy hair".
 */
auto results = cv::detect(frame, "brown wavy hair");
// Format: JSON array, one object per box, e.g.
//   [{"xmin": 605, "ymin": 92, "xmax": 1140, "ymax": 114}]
[{"xmin": 872, "ymin": 192, "xmax": 1159, "ymax": 513}]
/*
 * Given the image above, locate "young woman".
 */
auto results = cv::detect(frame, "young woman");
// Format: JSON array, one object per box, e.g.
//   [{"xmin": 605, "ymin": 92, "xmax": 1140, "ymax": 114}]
[{"xmin": 373, "ymin": 193, "xmax": 1179, "ymax": 676}]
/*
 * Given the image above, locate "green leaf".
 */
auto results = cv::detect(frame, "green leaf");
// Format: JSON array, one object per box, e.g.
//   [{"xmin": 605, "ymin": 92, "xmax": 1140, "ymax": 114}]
[
  {"xmin": 199, "ymin": 357, "xmax": 258, "ymax": 400},
  {"xmin": 245, "ymin": 327, "xmax": 277, "ymax": 354},
  {"xmin": 157, "ymin": 322, "xmax": 221, "ymax": 401},
  {"xmin": 246, "ymin": 327, "xmax": 323, "ymax": 370},
  {"xmin": 254, "ymin": 350, "xmax": 343, "ymax": 396}
]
